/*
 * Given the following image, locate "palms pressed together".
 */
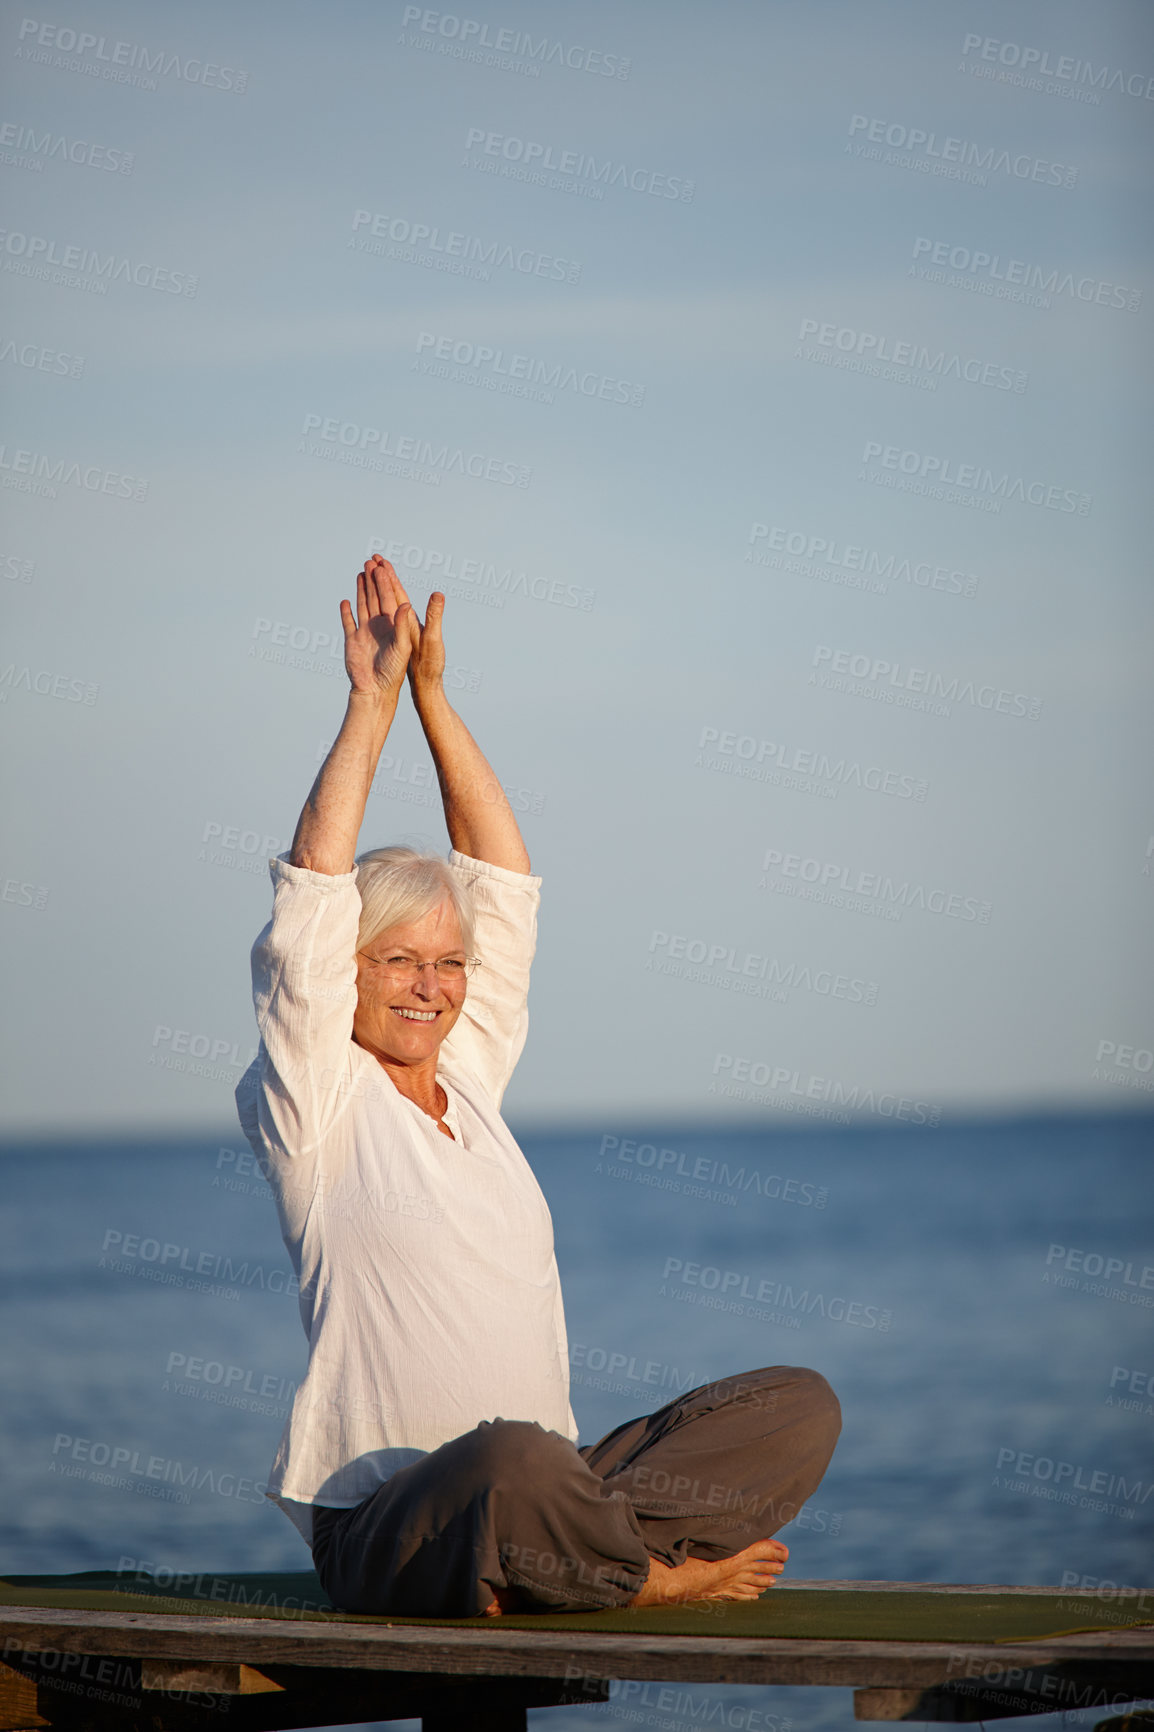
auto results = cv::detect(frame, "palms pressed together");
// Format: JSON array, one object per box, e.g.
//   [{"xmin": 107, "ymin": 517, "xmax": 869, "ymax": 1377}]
[{"xmin": 341, "ymin": 555, "xmax": 449, "ymax": 701}]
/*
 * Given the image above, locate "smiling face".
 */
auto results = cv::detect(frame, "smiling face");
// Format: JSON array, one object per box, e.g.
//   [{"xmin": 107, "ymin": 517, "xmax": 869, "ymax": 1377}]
[{"xmin": 352, "ymin": 897, "xmax": 467, "ymax": 1071}]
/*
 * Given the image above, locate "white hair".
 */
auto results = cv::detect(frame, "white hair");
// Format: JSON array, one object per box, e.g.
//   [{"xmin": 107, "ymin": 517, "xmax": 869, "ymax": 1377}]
[{"xmin": 353, "ymin": 846, "xmax": 476, "ymax": 958}]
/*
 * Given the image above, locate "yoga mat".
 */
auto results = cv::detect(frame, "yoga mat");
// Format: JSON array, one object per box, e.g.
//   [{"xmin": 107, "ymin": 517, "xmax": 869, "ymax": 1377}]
[{"xmin": 4, "ymin": 1572, "xmax": 1153, "ymax": 1642}]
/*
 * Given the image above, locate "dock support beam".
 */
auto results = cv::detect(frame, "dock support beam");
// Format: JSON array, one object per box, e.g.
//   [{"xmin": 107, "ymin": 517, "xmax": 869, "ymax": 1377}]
[{"xmin": 0, "ymin": 1655, "xmax": 601, "ymax": 1729}]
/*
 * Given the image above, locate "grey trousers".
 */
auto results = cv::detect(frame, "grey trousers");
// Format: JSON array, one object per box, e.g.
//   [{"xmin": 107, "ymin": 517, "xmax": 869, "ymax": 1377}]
[{"xmin": 310, "ymin": 1364, "xmax": 840, "ymax": 1618}]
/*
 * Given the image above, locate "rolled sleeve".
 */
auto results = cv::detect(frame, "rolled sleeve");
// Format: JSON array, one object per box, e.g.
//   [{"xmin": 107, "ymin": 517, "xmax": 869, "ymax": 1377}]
[
  {"xmin": 240, "ymin": 853, "xmax": 362, "ymax": 1162},
  {"xmin": 439, "ymin": 850, "xmax": 541, "ymax": 1108}
]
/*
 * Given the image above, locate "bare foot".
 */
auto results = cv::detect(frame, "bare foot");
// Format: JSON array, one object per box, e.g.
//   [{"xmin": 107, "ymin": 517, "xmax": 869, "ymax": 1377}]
[
  {"xmin": 482, "ymin": 1586, "xmax": 522, "ymax": 1616},
  {"xmin": 482, "ymin": 1539, "xmax": 788, "ymax": 1614},
  {"xmin": 630, "ymin": 1538, "xmax": 789, "ymax": 1606}
]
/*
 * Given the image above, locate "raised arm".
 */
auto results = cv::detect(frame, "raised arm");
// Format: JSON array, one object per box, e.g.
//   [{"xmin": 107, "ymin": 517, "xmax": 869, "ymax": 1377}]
[
  {"xmin": 290, "ymin": 561, "xmax": 418, "ymax": 875},
  {"xmin": 397, "ymin": 570, "xmax": 532, "ymax": 876}
]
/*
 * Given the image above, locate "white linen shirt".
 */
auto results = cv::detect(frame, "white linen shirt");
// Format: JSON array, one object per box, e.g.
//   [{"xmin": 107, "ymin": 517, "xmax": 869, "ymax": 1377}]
[{"xmin": 234, "ymin": 849, "xmax": 578, "ymax": 1544}]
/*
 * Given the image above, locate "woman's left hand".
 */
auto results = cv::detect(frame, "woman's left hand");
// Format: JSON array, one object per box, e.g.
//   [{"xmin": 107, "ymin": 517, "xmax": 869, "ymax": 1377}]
[{"xmin": 404, "ymin": 586, "xmax": 448, "ymax": 706}]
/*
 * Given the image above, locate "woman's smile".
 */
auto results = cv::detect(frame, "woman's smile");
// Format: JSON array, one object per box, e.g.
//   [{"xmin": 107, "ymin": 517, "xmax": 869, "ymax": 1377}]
[{"xmin": 352, "ymin": 898, "xmax": 468, "ymax": 1076}]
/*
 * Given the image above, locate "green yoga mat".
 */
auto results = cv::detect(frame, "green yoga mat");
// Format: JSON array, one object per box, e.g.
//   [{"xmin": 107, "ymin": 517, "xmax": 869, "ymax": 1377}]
[{"xmin": 3, "ymin": 1572, "xmax": 1152, "ymax": 1642}]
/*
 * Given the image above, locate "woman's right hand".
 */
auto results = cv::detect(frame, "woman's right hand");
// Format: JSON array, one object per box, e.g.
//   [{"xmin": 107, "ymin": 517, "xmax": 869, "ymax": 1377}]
[{"xmin": 340, "ymin": 557, "xmax": 418, "ymax": 698}]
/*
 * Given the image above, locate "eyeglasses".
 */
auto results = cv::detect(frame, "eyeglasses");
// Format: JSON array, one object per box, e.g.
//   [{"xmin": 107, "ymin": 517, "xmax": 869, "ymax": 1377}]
[{"xmin": 357, "ymin": 952, "xmax": 480, "ymax": 985}]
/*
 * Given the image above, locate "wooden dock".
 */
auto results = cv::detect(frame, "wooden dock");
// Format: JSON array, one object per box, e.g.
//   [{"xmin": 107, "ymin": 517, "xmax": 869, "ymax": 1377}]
[{"xmin": 2, "ymin": 1580, "xmax": 1152, "ymax": 1730}]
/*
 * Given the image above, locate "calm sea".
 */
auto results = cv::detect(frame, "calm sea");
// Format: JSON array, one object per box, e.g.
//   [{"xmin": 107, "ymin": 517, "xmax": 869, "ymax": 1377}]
[{"xmin": 2, "ymin": 1111, "xmax": 1151, "ymax": 1731}]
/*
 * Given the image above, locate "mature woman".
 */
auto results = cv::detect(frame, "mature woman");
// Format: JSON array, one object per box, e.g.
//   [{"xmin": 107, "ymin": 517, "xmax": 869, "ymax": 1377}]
[{"xmin": 235, "ymin": 556, "xmax": 841, "ymax": 1618}]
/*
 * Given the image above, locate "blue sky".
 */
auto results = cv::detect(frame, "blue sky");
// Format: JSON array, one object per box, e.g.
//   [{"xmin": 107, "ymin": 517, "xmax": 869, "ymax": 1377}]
[{"xmin": 1, "ymin": 0, "xmax": 1151, "ymax": 1133}]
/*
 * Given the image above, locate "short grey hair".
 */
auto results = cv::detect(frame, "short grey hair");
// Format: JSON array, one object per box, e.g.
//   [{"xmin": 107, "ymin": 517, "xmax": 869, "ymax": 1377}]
[{"xmin": 354, "ymin": 845, "xmax": 476, "ymax": 958}]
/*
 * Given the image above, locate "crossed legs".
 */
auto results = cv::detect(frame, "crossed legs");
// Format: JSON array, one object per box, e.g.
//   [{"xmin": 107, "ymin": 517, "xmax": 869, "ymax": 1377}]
[{"xmin": 311, "ymin": 1365, "xmax": 841, "ymax": 1618}]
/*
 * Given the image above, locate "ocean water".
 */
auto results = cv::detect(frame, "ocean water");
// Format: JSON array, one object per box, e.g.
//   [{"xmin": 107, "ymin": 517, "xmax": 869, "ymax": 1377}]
[{"xmin": 2, "ymin": 1112, "xmax": 1152, "ymax": 1731}]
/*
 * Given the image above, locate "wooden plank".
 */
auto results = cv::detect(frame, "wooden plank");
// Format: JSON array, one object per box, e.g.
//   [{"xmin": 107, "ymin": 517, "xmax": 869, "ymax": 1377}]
[
  {"xmin": 0, "ymin": 1660, "xmax": 602, "ymax": 1732},
  {"xmin": 854, "ymin": 1684, "xmax": 1130, "ymax": 1723},
  {"xmin": 856, "ymin": 1687, "xmax": 992, "ymax": 1721},
  {"xmin": 851, "ymin": 1663, "xmax": 1154, "ymax": 1723},
  {"xmin": 0, "ymin": 1658, "xmax": 49, "ymax": 1731},
  {"xmin": 139, "ymin": 1659, "xmax": 284, "ymax": 1694},
  {"xmin": 2, "ymin": 1603, "xmax": 1153, "ymax": 1689}
]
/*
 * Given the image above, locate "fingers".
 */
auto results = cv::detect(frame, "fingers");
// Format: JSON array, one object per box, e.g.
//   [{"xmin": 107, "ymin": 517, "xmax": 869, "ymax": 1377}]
[
  {"xmin": 389, "ymin": 563, "xmax": 414, "ymax": 613},
  {"xmin": 340, "ymin": 597, "xmax": 356, "ymax": 640},
  {"xmin": 395, "ymin": 601, "xmax": 421, "ymax": 655},
  {"xmin": 424, "ymin": 589, "xmax": 445, "ymax": 638},
  {"xmin": 365, "ymin": 559, "xmax": 386, "ymax": 619},
  {"xmin": 363, "ymin": 556, "xmax": 391, "ymax": 617},
  {"xmin": 353, "ymin": 556, "xmax": 438, "ymax": 647},
  {"xmin": 366, "ymin": 555, "xmax": 416, "ymax": 626}
]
